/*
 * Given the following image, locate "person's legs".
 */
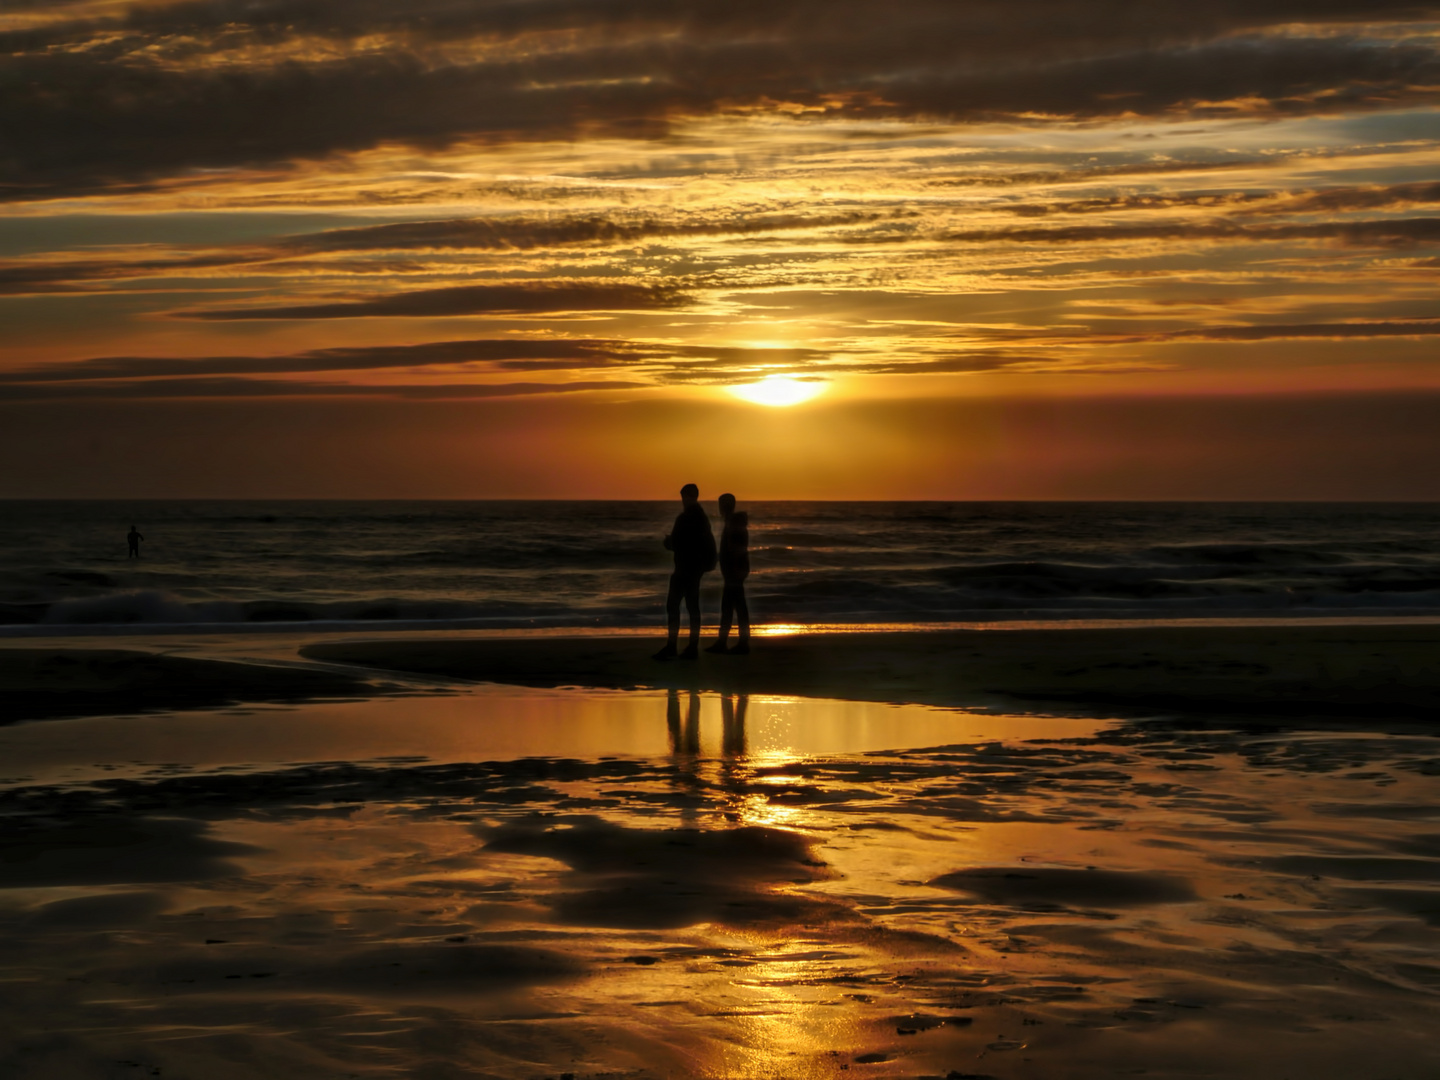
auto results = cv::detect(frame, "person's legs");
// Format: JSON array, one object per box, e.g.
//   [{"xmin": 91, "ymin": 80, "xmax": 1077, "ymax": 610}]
[
  {"xmin": 729, "ymin": 582, "xmax": 751, "ymax": 653},
  {"xmin": 654, "ymin": 573, "xmax": 683, "ymax": 659},
  {"xmin": 680, "ymin": 576, "xmax": 702, "ymax": 657},
  {"xmin": 708, "ymin": 583, "xmax": 735, "ymax": 653}
]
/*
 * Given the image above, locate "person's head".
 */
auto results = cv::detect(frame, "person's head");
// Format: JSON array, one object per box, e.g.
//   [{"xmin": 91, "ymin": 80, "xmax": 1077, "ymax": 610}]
[
  {"xmin": 680, "ymin": 483, "xmax": 699, "ymax": 506},
  {"xmin": 718, "ymin": 492, "xmax": 736, "ymax": 516}
]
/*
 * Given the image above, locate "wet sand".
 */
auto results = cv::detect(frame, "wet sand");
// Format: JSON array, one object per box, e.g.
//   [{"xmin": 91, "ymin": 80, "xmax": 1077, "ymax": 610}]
[
  {"xmin": 0, "ymin": 647, "xmax": 379, "ymax": 723},
  {"xmin": 304, "ymin": 622, "xmax": 1440, "ymax": 717},
  {"xmin": 2, "ymin": 626, "xmax": 1439, "ymax": 1079}
]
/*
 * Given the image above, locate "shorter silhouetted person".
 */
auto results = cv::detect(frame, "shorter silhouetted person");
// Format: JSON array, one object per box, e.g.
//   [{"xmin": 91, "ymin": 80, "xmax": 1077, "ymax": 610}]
[
  {"xmin": 126, "ymin": 525, "xmax": 144, "ymax": 559},
  {"xmin": 654, "ymin": 483, "xmax": 716, "ymax": 660},
  {"xmin": 706, "ymin": 493, "xmax": 750, "ymax": 654}
]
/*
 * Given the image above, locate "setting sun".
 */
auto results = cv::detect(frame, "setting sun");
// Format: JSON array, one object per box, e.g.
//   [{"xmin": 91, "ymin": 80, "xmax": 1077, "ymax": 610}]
[{"xmin": 725, "ymin": 376, "xmax": 828, "ymax": 407}]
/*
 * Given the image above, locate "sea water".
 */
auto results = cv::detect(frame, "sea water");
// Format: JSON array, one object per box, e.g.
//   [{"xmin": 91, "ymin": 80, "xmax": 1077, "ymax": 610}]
[{"xmin": 3, "ymin": 500, "xmax": 1440, "ymax": 629}]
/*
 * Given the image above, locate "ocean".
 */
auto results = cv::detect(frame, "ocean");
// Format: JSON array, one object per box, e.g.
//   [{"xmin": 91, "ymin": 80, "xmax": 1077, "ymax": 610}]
[{"xmin": 3, "ymin": 500, "xmax": 1440, "ymax": 632}]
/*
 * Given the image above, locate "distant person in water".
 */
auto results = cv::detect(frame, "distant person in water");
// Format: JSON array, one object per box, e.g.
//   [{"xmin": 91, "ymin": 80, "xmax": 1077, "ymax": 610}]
[
  {"xmin": 126, "ymin": 524, "xmax": 144, "ymax": 559},
  {"xmin": 654, "ymin": 483, "xmax": 716, "ymax": 661},
  {"xmin": 707, "ymin": 493, "xmax": 750, "ymax": 655}
]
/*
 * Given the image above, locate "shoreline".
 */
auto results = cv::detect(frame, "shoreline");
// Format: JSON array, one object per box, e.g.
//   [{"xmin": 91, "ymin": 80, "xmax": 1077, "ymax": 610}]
[{"xmin": 5, "ymin": 610, "xmax": 1440, "ymax": 639}]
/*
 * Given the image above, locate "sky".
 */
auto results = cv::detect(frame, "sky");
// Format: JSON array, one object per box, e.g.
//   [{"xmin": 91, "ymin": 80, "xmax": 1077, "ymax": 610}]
[{"xmin": 4, "ymin": 0, "xmax": 1440, "ymax": 498}]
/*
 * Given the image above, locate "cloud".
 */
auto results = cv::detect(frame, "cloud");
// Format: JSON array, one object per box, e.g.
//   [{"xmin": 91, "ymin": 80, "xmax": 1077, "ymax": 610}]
[
  {"xmin": 0, "ymin": 210, "xmax": 885, "ymax": 295},
  {"xmin": 0, "ymin": 338, "xmax": 645, "ymax": 382},
  {"xmin": 0, "ymin": 252, "xmax": 260, "ymax": 294},
  {"xmin": 995, "ymin": 180, "xmax": 1440, "ymax": 220},
  {"xmin": 174, "ymin": 281, "xmax": 693, "ymax": 319},
  {"xmin": 4, "ymin": 2, "xmax": 1440, "ymax": 199},
  {"xmin": 0, "ymin": 376, "xmax": 645, "ymax": 401},
  {"xmin": 280, "ymin": 211, "xmax": 890, "ymax": 254},
  {"xmin": 931, "ymin": 216, "xmax": 1440, "ymax": 247},
  {"xmin": 0, "ymin": 337, "xmax": 833, "ymax": 396},
  {"xmin": 1165, "ymin": 319, "xmax": 1440, "ymax": 341}
]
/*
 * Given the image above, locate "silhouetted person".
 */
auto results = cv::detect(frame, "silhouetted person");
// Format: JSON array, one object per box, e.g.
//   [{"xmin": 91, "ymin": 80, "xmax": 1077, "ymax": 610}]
[
  {"xmin": 126, "ymin": 525, "xmax": 144, "ymax": 559},
  {"xmin": 654, "ymin": 483, "xmax": 716, "ymax": 660},
  {"xmin": 706, "ymin": 493, "xmax": 750, "ymax": 654}
]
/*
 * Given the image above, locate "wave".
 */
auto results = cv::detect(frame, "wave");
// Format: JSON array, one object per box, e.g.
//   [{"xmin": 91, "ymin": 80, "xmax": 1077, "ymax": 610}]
[
  {"xmin": 7, "ymin": 501, "xmax": 1440, "ymax": 631},
  {"xmin": 8, "ymin": 580, "xmax": 1440, "ymax": 630}
]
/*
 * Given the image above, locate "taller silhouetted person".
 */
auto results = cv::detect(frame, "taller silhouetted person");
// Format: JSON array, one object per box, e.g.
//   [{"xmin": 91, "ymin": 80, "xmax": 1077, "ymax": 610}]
[
  {"xmin": 707, "ymin": 493, "xmax": 751, "ymax": 654},
  {"xmin": 654, "ymin": 483, "xmax": 716, "ymax": 660},
  {"xmin": 126, "ymin": 524, "xmax": 144, "ymax": 559}
]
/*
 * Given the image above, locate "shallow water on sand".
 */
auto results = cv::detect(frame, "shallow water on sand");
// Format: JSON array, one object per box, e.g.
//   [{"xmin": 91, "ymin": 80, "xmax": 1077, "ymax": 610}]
[
  {"xmin": 2, "ymin": 687, "xmax": 1439, "ymax": 1079},
  {"xmin": 0, "ymin": 683, "xmax": 1099, "ymax": 787}
]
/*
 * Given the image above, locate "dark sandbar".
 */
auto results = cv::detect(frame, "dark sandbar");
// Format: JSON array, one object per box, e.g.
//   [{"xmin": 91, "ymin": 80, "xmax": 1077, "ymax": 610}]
[
  {"xmin": 0, "ymin": 648, "xmax": 375, "ymax": 722},
  {"xmin": 303, "ymin": 623, "xmax": 1440, "ymax": 717}
]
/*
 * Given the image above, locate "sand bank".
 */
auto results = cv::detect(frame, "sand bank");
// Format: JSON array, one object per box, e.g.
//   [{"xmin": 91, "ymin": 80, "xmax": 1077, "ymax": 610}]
[
  {"xmin": 304, "ymin": 622, "xmax": 1440, "ymax": 717},
  {"xmin": 0, "ymin": 648, "xmax": 376, "ymax": 722}
]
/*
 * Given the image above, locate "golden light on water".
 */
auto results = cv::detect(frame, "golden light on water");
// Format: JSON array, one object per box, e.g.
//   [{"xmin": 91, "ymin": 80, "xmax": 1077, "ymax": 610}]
[{"xmin": 726, "ymin": 376, "xmax": 828, "ymax": 408}]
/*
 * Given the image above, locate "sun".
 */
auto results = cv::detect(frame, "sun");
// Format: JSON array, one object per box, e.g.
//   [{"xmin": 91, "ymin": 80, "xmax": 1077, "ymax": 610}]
[{"xmin": 725, "ymin": 375, "xmax": 827, "ymax": 407}]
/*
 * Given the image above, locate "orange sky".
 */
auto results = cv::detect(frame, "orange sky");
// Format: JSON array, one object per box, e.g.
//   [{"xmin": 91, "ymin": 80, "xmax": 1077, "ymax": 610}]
[{"xmin": 3, "ymin": 1, "xmax": 1440, "ymax": 497}]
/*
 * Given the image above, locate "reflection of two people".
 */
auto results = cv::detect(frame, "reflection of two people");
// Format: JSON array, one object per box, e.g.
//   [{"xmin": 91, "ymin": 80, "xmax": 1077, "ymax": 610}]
[
  {"xmin": 665, "ymin": 688, "xmax": 748, "ymax": 757},
  {"xmin": 666, "ymin": 689, "xmax": 749, "ymax": 824}
]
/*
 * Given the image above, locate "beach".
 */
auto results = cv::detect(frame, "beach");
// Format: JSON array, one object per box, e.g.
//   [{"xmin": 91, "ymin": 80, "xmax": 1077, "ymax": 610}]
[{"xmin": 2, "ymin": 622, "xmax": 1439, "ymax": 1079}]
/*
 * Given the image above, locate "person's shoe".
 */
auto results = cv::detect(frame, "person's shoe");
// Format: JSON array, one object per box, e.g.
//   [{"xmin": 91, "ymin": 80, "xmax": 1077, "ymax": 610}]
[
  {"xmin": 705, "ymin": 641, "xmax": 729, "ymax": 654},
  {"xmin": 679, "ymin": 642, "xmax": 699, "ymax": 660},
  {"xmin": 729, "ymin": 641, "xmax": 750, "ymax": 655},
  {"xmin": 652, "ymin": 643, "xmax": 677, "ymax": 661}
]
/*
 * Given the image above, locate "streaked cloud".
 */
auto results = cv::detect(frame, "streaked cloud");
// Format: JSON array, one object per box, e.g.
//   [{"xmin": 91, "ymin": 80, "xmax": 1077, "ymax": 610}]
[{"xmin": 174, "ymin": 281, "xmax": 692, "ymax": 320}]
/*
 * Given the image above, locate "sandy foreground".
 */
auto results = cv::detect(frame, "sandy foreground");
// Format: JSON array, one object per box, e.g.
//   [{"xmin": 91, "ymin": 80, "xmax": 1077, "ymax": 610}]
[{"xmin": 1, "ymin": 624, "xmax": 1439, "ymax": 1079}]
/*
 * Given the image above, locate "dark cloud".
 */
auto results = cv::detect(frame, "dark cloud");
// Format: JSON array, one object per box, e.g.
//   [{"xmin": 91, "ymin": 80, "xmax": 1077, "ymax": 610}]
[
  {"xmin": 20, "ymin": 1, "xmax": 1440, "ymax": 55},
  {"xmin": 0, "ymin": 376, "xmax": 643, "ymax": 401},
  {"xmin": 1273, "ymin": 181, "xmax": 1440, "ymax": 214},
  {"xmin": 927, "ymin": 158, "xmax": 1276, "ymax": 189},
  {"xmin": 281, "ymin": 211, "xmax": 889, "ymax": 254},
  {"xmin": 1005, "ymin": 191, "xmax": 1269, "ymax": 218},
  {"xmin": 0, "ymin": 337, "xmax": 831, "ymax": 396},
  {"xmin": 174, "ymin": 281, "xmax": 692, "ymax": 319},
  {"xmin": 932, "ymin": 216, "xmax": 1440, "ymax": 247},
  {"xmin": 1166, "ymin": 319, "xmax": 1440, "ymax": 341},
  {"xmin": 0, "ymin": 211, "xmax": 878, "ymax": 295},
  {"xmin": 0, "ymin": 252, "xmax": 264, "ymax": 294},
  {"xmin": 1000, "ymin": 180, "xmax": 1440, "ymax": 219},
  {"xmin": 4, "ymin": 2, "xmax": 1440, "ymax": 199},
  {"xmin": 0, "ymin": 338, "xmax": 644, "ymax": 382},
  {"xmin": 876, "ymin": 36, "xmax": 1440, "ymax": 124}
]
